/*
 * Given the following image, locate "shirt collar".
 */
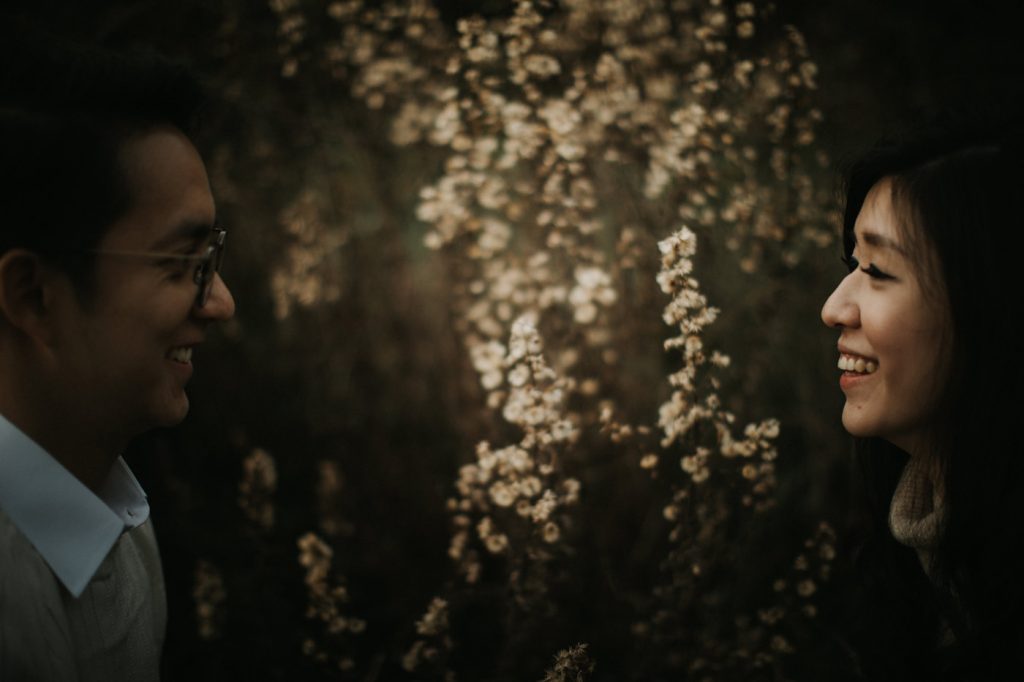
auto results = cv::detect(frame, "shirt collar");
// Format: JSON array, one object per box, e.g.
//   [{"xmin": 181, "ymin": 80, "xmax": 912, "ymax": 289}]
[{"xmin": 0, "ymin": 413, "xmax": 150, "ymax": 597}]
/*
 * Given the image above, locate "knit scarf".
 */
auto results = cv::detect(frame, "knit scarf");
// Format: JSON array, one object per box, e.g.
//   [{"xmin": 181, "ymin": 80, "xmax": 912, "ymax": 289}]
[{"xmin": 889, "ymin": 455, "xmax": 945, "ymax": 578}]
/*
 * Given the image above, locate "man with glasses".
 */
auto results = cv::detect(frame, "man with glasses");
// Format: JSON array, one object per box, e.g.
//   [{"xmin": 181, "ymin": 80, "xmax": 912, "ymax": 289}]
[{"xmin": 0, "ymin": 39, "xmax": 234, "ymax": 680}]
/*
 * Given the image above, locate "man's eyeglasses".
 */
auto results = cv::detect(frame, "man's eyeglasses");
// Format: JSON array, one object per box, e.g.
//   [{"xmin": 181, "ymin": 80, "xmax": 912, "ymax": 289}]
[{"xmin": 76, "ymin": 228, "xmax": 226, "ymax": 308}]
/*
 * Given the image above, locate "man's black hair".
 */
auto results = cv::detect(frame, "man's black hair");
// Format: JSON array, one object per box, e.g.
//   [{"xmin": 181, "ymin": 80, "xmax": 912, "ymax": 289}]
[{"xmin": 0, "ymin": 35, "xmax": 207, "ymax": 293}]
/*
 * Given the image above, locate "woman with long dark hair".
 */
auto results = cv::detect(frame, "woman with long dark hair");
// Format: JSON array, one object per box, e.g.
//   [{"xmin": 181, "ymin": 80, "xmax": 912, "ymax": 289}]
[{"xmin": 821, "ymin": 117, "xmax": 1024, "ymax": 680}]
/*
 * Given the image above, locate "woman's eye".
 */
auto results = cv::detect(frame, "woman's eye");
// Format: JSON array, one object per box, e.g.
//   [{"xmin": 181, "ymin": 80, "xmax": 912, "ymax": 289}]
[
  {"xmin": 840, "ymin": 254, "xmax": 894, "ymax": 280},
  {"xmin": 861, "ymin": 263, "xmax": 895, "ymax": 280}
]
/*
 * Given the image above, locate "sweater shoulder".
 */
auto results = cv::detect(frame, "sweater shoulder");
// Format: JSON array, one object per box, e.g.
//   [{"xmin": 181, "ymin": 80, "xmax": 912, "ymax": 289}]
[{"xmin": 0, "ymin": 509, "xmax": 78, "ymax": 680}]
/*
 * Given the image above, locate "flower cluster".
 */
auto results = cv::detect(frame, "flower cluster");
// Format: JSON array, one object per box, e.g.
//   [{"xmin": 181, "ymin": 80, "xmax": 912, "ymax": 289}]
[
  {"xmin": 656, "ymin": 227, "xmax": 778, "ymax": 507},
  {"xmin": 193, "ymin": 559, "xmax": 226, "ymax": 641},
  {"xmin": 449, "ymin": 317, "xmax": 581, "ymax": 589},
  {"xmin": 450, "ymin": 439, "xmax": 582, "ymax": 574},
  {"xmin": 569, "ymin": 266, "xmax": 616, "ymax": 325},
  {"xmin": 325, "ymin": 0, "xmax": 448, "ymax": 111},
  {"xmin": 636, "ymin": 222, "xmax": 790, "ymax": 677},
  {"xmin": 269, "ymin": 189, "xmax": 348, "ymax": 320},
  {"xmin": 315, "ymin": 459, "xmax": 350, "ymax": 537},
  {"xmin": 268, "ymin": 0, "xmax": 308, "ymax": 78},
  {"xmin": 732, "ymin": 522, "xmax": 839, "ymax": 672},
  {"xmin": 238, "ymin": 447, "xmax": 278, "ymax": 530},
  {"xmin": 501, "ymin": 315, "xmax": 579, "ymax": 449},
  {"xmin": 401, "ymin": 597, "xmax": 454, "ymax": 679},
  {"xmin": 656, "ymin": 227, "xmax": 721, "ymax": 396},
  {"xmin": 463, "ymin": 254, "xmax": 607, "ymax": 411},
  {"xmin": 539, "ymin": 643, "xmax": 595, "ymax": 682},
  {"xmin": 298, "ymin": 532, "xmax": 365, "ymax": 672}
]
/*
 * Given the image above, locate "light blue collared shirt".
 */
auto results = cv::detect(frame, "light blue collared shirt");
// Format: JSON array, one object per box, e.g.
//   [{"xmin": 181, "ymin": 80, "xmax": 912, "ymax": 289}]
[{"xmin": 0, "ymin": 412, "xmax": 149, "ymax": 598}]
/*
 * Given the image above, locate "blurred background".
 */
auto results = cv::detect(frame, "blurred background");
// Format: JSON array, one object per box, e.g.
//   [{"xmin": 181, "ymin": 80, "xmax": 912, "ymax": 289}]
[{"xmin": 4, "ymin": 1, "xmax": 1022, "ymax": 679}]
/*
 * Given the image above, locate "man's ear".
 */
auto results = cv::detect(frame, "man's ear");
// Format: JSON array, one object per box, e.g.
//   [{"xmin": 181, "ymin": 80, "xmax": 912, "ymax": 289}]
[{"xmin": 0, "ymin": 249, "xmax": 60, "ymax": 347}]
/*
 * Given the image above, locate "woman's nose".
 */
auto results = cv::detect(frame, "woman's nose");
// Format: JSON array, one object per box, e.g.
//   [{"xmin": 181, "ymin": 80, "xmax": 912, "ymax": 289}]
[{"xmin": 821, "ymin": 275, "xmax": 857, "ymax": 329}]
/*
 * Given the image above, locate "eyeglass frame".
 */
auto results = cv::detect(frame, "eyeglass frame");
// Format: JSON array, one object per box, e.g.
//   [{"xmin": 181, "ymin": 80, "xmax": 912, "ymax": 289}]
[{"xmin": 57, "ymin": 227, "xmax": 227, "ymax": 308}]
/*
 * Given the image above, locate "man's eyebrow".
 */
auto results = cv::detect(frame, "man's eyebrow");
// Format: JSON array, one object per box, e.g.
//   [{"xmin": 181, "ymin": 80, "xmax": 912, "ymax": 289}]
[{"xmin": 151, "ymin": 220, "xmax": 217, "ymax": 251}]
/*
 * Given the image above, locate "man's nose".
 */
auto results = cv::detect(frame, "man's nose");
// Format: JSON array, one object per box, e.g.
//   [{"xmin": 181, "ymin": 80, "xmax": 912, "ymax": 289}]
[{"xmin": 196, "ymin": 273, "xmax": 235, "ymax": 320}]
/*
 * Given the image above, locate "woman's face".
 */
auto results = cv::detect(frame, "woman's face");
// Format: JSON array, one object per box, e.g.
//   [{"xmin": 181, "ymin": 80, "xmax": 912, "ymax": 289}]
[{"xmin": 821, "ymin": 178, "xmax": 951, "ymax": 455}]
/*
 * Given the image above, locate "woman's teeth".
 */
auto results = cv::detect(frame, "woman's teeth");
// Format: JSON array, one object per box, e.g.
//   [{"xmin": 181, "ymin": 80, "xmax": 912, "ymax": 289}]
[
  {"xmin": 168, "ymin": 347, "xmax": 193, "ymax": 363},
  {"xmin": 838, "ymin": 354, "xmax": 876, "ymax": 374}
]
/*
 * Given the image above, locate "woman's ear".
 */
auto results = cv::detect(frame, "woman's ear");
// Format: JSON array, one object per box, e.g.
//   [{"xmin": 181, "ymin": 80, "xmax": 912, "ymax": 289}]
[{"xmin": 0, "ymin": 249, "xmax": 59, "ymax": 347}]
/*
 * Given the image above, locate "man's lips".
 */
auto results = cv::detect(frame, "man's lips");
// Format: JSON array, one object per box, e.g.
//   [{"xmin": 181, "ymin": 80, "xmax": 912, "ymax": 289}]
[{"xmin": 166, "ymin": 344, "xmax": 198, "ymax": 364}]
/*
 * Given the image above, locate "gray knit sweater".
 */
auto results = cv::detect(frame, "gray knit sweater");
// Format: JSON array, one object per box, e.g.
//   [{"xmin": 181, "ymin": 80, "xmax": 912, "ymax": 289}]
[{"xmin": 0, "ymin": 511, "xmax": 166, "ymax": 681}]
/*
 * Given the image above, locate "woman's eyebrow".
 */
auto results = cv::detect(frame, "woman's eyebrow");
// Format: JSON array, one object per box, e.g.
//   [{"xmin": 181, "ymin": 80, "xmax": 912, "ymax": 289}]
[{"xmin": 859, "ymin": 229, "xmax": 907, "ymax": 255}]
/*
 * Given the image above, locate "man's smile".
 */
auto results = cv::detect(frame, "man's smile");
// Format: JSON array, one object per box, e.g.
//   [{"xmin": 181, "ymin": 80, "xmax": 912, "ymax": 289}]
[{"xmin": 166, "ymin": 346, "xmax": 194, "ymax": 364}]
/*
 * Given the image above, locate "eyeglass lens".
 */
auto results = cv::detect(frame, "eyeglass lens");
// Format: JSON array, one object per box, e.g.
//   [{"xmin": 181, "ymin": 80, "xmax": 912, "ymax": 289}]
[{"xmin": 196, "ymin": 231, "xmax": 226, "ymax": 308}]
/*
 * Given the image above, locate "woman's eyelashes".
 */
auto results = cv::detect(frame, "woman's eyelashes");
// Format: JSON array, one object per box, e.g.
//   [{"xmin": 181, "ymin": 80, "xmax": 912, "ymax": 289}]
[
  {"xmin": 841, "ymin": 254, "xmax": 895, "ymax": 280},
  {"xmin": 862, "ymin": 262, "xmax": 895, "ymax": 280}
]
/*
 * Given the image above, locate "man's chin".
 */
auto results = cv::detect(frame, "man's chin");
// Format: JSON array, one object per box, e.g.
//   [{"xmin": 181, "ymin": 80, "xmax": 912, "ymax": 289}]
[{"xmin": 153, "ymin": 394, "xmax": 191, "ymax": 428}]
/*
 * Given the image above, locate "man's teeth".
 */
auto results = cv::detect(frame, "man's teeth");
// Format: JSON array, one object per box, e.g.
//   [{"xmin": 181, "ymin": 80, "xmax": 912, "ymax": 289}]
[
  {"xmin": 837, "ymin": 355, "xmax": 876, "ymax": 374},
  {"xmin": 168, "ymin": 347, "xmax": 193, "ymax": 363}
]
